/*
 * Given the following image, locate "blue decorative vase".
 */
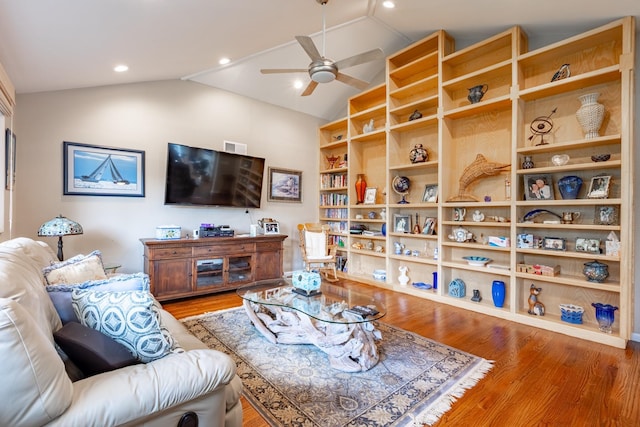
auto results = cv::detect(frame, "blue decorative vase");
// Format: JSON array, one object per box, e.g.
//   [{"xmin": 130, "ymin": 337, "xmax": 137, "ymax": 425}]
[
  {"xmin": 432, "ymin": 271, "xmax": 438, "ymax": 290},
  {"xmin": 592, "ymin": 303, "xmax": 618, "ymax": 333},
  {"xmin": 557, "ymin": 175, "xmax": 583, "ymax": 199},
  {"xmin": 492, "ymin": 280, "xmax": 506, "ymax": 308},
  {"xmin": 381, "ymin": 223, "xmax": 386, "ymax": 236}
]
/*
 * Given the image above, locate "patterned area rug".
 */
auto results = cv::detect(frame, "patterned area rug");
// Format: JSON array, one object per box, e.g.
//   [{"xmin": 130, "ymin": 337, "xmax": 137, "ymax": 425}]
[{"xmin": 182, "ymin": 307, "xmax": 492, "ymax": 426}]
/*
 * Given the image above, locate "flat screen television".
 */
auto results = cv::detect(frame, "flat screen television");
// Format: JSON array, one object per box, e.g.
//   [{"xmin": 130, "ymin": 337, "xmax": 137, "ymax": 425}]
[{"xmin": 164, "ymin": 142, "xmax": 265, "ymax": 208}]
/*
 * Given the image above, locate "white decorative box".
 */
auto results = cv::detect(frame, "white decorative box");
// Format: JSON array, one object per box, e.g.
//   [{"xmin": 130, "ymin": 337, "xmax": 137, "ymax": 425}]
[
  {"xmin": 291, "ymin": 270, "xmax": 321, "ymax": 295},
  {"xmin": 156, "ymin": 225, "xmax": 181, "ymax": 240},
  {"xmin": 489, "ymin": 236, "xmax": 510, "ymax": 247}
]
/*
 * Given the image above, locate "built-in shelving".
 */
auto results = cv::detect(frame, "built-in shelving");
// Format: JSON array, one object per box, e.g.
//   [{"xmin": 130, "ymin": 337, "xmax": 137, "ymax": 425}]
[{"xmin": 316, "ymin": 17, "xmax": 634, "ymax": 348}]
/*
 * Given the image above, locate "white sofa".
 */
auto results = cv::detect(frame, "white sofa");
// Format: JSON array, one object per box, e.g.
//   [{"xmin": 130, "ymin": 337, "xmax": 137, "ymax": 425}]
[{"xmin": 0, "ymin": 237, "xmax": 243, "ymax": 427}]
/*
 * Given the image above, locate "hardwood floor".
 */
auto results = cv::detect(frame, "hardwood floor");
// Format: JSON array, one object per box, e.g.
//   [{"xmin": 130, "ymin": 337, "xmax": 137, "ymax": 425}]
[{"xmin": 163, "ymin": 279, "xmax": 640, "ymax": 426}]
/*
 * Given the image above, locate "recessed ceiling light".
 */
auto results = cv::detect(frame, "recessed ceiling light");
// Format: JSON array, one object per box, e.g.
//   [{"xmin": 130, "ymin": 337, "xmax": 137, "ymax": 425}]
[
  {"xmin": 382, "ymin": 1, "xmax": 395, "ymax": 8},
  {"xmin": 293, "ymin": 80, "xmax": 304, "ymax": 89},
  {"xmin": 114, "ymin": 65, "xmax": 129, "ymax": 73},
  {"xmin": 219, "ymin": 57, "xmax": 231, "ymax": 65}
]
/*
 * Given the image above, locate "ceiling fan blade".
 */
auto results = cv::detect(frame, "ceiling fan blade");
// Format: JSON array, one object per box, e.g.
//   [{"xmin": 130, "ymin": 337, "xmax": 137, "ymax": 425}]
[
  {"xmin": 295, "ymin": 35, "xmax": 323, "ymax": 61},
  {"xmin": 301, "ymin": 80, "xmax": 319, "ymax": 96},
  {"xmin": 335, "ymin": 72, "xmax": 369, "ymax": 90},
  {"xmin": 335, "ymin": 48, "xmax": 385, "ymax": 70},
  {"xmin": 260, "ymin": 68, "xmax": 308, "ymax": 74}
]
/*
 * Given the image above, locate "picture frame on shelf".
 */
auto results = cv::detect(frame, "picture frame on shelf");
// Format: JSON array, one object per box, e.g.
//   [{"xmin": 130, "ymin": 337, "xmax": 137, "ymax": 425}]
[
  {"xmin": 422, "ymin": 184, "xmax": 438, "ymax": 202},
  {"xmin": 63, "ymin": 141, "xmax": 145, "ymax": 197},
  {"xmin": 524, "ymin": 174, "xmax": 554, "ymax": 200},
  {"xmin": 393, "ymin": 214, "xmax": 411, "ymax": 233},
  {"xmin": 543, "ymin": 237, "xmax": 566, "ymax": 251},
  {"xmin": 363, "ymin": 187, "xmax": 377, "ymax": 204},
  {"xmin": 263, "ymin": 222, "xmax": 280, "ymax": 235},
  {"xmin": 586, "ymin": 175, "xmax": 611, "ymax": 199},
  {"xmin": 422, "ymin": 217, "xmax": 437, "ymax": 235},
  {"xmin": 575, "ymin": 238, "xmax": 601, "ymax": 253},
  {"xmin": 594, "ymin": 205, "xmax": 618, "ymax": 225},
  {"xmin": 268, "ymin": 167, "xmax": 302, "ymax": 203}
]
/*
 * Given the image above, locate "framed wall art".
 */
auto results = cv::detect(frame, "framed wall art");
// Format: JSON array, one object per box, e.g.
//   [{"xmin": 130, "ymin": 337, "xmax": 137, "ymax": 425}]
[
  {"xmin": 587, "ymin": 175, "xmax": 611, "ymax": 199},
  {"xmin": 63, "ymin": 141, "xmax": 145, "ymax": 197},
  {"xmin": 363, "ymin": 187, "xmax": 377, "ymax": 204},
  {"xmin": 268, "ymin": 167, "xmax": 302, "ymax": 203},
  {"xmin": 524, "ymin": 174, "xmax": 554, "ymax": 200},
  {"xmin": 594, "ymin": 205, "xmax": 618, "ymax": 225}
]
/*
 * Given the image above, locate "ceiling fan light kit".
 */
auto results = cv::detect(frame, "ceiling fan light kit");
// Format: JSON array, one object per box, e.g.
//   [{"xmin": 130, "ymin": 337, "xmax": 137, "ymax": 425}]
[{"xmin": 260, "ymin": 0, "xmax": 383, "ymax": 96}]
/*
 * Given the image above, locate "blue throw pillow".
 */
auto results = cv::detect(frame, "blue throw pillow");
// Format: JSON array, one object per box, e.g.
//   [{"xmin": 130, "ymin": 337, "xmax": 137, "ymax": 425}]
[
  {"xmin": 71, "ymin": 289, "xmax": 180, "ymax": 363},
  {"xmin": 46, "ymin": 273, "xmax": 150, "ymax": 324}
]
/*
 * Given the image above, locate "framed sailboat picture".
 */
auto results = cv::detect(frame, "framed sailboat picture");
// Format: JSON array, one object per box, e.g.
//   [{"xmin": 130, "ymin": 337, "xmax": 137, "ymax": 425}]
[{"xmin": 63, "ymin": 141, "xmax": 145, "ymax": 197}]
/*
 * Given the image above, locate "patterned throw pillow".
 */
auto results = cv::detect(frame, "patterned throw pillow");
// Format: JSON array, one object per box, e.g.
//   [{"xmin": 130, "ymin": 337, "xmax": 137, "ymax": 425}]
[
  {"xmin": 43, "ymin": 250, "xmax": 107, "ymax": 285},
  {"xmin": 71, "ymin": 290, "xmax": 181, "ymax": 363},
  {"xmin": 46, "ymin": 272, "xmax": 150, "ymax": 324}
]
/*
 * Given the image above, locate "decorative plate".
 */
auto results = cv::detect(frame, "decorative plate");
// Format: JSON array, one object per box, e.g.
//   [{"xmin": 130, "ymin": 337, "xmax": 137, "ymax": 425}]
[
  {"xmin": 462, "ymin": 256, "xmax": 492, "ymax": 266},
  {"xmin": 412, "ymin": 282, "xmax": 432, "ymax": 290}
]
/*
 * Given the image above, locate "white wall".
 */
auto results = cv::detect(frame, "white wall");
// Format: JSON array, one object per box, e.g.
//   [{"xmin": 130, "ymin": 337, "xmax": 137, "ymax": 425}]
[{"xmin": 8, "ymin": 80, "xmax": 323, "ymax": 273}]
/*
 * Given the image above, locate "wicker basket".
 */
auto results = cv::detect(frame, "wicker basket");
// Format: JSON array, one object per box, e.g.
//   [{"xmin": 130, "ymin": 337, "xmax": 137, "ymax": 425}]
[{"xmin": 559, "ymin": 304, "xmax": 584, "ymax": 324}]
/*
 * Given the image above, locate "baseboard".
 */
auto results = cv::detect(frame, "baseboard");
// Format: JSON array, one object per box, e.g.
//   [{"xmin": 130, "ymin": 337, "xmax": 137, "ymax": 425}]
[{"xmin": 631, "ymin": 332, "xmax": 640, "ymax": 343}]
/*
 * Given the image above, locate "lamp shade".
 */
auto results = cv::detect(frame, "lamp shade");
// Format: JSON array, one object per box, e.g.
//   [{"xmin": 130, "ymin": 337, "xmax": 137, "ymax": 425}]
[{"xmin": 38, "ymin": 215, "xmax": 83, "ymax": 237}]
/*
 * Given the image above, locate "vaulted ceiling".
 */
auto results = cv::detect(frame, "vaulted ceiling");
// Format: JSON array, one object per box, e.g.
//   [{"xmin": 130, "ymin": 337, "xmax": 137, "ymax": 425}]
[{"xmin": 0, "ymin": 0, "xmax": 638, "ymax": 120}]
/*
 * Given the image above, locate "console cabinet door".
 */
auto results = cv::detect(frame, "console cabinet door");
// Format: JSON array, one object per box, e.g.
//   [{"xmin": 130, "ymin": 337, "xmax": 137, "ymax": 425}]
[
  {"xmin": 152, "ymin": 258, "xmax": 192, "ymax": 298},
  {"xmin": 255, "ymin": 242, "xmax": 283, "ymax": 280}
]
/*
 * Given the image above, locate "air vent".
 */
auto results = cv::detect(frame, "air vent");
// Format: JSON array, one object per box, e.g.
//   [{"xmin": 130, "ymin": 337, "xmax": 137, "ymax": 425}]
[{"xmin": 223, "ymin": 140, "xmax": 247, "ymax": 155}]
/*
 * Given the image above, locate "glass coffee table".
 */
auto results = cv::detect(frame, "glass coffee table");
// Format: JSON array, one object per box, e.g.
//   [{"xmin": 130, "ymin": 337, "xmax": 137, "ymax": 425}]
[{"xmin": 237, "ymin": 278, "xmax": 386, "ymax": 372}]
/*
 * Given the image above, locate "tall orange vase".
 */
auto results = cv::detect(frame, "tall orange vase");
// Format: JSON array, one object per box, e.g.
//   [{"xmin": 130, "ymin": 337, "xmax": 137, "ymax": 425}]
[{"xmin": 355, "ymin": 174, "xmax": 366, "ymax": 204}]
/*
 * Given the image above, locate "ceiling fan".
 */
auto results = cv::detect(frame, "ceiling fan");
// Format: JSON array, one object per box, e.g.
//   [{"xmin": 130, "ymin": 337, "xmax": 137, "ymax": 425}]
[{"xmin": 260, "ymin": 0, "xmax": 384, "ymax": 96}]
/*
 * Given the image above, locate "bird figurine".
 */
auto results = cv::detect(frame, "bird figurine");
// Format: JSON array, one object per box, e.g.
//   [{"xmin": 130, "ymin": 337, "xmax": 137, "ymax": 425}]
[
  {"xmin": 409, "ymin": 109, "xmax": 422, "ymax": 121},
  {"xmin": 551, "ymin": 64, "xmax": 571, "ymax": 82}
]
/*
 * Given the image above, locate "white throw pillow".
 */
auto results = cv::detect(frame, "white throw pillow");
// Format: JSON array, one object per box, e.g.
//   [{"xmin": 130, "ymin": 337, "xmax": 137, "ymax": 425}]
[
  {"xmin": 71, "ymin": 289, "xmax": 181, "ymax": 363},
  {"xmin": 43, "ymin": 250, "xmax": 107, "ymax": 285}
]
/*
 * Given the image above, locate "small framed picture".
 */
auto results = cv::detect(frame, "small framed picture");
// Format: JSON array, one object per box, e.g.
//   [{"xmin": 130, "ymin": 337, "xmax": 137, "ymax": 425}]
[
  {"xmin": 364, "ymin": 187, "xmax": 377, "ymax": 204},
  {"xmin": 575, "ymin": 238, "xmax": 601, "ymax": 253},
  {"xmin": 587, "ymin": 176, "xmax": 611, "ymax": 199},
  {"xmin": 594, "ymin": 205, "xmax": 618, "ymax": 225},
  {"xmin": 422, "ymin": 184, "xmax": 438, "ymax": 202},
  {"xmin": 524, "ymin": 174, "xmax": 554, "ymax": 200},
  {"xmin": 543, "ymin": 237, "xmax": 566, "ymax": 251},
  {"xmin": 263, "ymin": 222, "xmax": 280, "ymax": 235},
  {"xmin": 393, "ymin": 214, "xmax": 411, "ymax": 233},
  {"xmin": 422, "ymin": 217, "xmax": 437, "ymax": 235}
]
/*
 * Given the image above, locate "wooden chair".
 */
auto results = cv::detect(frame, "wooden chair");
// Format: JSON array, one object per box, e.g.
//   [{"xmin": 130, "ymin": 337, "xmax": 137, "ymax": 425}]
[{"xmin": 297, "ymin": 223, "xmax": 339, "ymax": 282}]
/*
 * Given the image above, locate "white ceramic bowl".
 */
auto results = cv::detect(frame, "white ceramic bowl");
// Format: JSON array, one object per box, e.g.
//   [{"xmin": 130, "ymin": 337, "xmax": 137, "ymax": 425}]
[{"xmin": 551, "ymin": 154, "xmax": 570, "ymax": 166}]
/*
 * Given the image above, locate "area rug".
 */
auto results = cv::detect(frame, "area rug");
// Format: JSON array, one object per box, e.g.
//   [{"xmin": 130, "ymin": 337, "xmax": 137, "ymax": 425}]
[{"xmin": 182, "ymin": 307, "xmax": 492, "ymax": 426}]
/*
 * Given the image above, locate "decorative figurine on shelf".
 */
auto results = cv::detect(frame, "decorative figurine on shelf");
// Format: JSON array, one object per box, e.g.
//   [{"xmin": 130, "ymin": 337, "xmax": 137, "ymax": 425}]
[
  {"xmin": 467, "ymin": 84, "xmax": 488, "ymax": 104},
  {"xmin": 472, "ymin": 209, "xmax": 485, "ymax": 222},
  {"xmin": 527, "ymin": 284, "xmax": 545, "ymax": 316},
  {"xmin": 363, "ymin": 119, "xmax": 375, "ymax": 133},
  {"xmin": 409, "ymin": 144, "xmax": 428, "ymax": 163},
  {"xmin": 325, "ymin": 154, "xmax": 339, "ymax": 169},
  {"xmin": 398, "ymin": 266, "xmax": 409, "ymax": 286},
  {"xmin": 528, "ymin": 107, "xmax": 557, "ymax": 145},
  {"xmin": 338, "ymin": 153, "xmax": 348, "ymax": 168},
  {"xmin": 412, "ymin": 213, "xmax": 421, "ymax": 234},
  {"xmin": 409, "ymin": 109, "xmax": 423, "ymax": 121},
  {"xmin": 551, "ymin": 64, "xmax": 571, "ymax": 82},
  {"xmin": 448, "ymin": 278, "xmax": 466, "ymax": 298},
  {"xmin": 446, "ymin": 154, "xmax": 510, "ymax": 202},
  {"xmin": 471, "ymin": 289, "xmax": 482, "ymax": 302}
]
